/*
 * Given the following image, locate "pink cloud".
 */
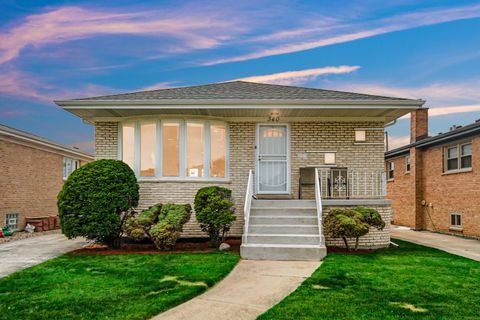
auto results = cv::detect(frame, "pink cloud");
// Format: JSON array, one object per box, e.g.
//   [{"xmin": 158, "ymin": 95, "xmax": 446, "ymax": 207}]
[
  {"xmin": 204, "ymin": 3, "xmax": 480, "ymax": 65},
  {"xmin": 236, "ymin": 66, "xmax": 361, "ymax": 86},
  {"xmin": 0, "ymin": 69, "xmax": 117, "ymax": 102},
  {"xmin": 0, "ymin": 6, "xmax": 244, "ymax": 64}
]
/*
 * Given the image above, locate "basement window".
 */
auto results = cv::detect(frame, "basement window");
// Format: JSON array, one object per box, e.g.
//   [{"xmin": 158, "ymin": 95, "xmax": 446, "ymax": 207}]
[
  {"xmin": 450, "ymin": 213, "xmax": 462, "ymax": 230},
  {"xmin": 5, "ymin": 213, "xmax": 19, "ymax": 231}
]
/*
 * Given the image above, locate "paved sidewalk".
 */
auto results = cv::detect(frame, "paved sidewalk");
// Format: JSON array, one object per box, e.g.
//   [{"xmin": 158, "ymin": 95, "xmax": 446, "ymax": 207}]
[
  {"xmin": 391, "ymin": 225, "xmax": 480, "ymax": 261},
  {"xmin": 153, "ymin": 259, "xmax": 321, "ymax": 320},
  {"xmin": 0, "ymin": 233, "xmax": 87, "ymax": 277}
]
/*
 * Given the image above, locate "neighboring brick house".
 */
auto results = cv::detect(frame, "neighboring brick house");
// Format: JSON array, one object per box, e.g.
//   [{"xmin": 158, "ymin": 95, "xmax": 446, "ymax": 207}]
[
  {"xmin": 0, "ymin": 124, "xmax": 93, "ymax": 231},
  {"xmin": 385, "ymin": 109, "xmax": 480, "ymax": 239},
  {"xmin": 56, "ymin": 81, "xmax": 424, "ymax": 260}
]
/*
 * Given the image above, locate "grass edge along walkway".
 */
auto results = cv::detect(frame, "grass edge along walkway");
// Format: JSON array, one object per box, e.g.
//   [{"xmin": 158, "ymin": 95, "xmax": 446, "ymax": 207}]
[
  {"xmin": 0, "ymin": 251, "xmax": 240, "ymax": 320},
  {"xmin": 258, "ymin": 239, "xmax": 480, "ymax": 320}
]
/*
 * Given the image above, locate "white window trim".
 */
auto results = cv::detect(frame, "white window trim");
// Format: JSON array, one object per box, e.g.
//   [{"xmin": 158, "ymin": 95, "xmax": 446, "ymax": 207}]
[
  {"xmin": 387, "ymin": 161, "xmax": 394, "ymax": 181},
  {"xmin": 444, "ymin": 142, "xmax": 472, "ymax": 173},
  {"xmin": 118, "ymin": 119, "xmax": 230, "ymax": 182},
  {"xmin": 450, "ymin": 212, "xmax": 462, "ymax": 230},
  {"xmin": 63, "ymin": 157, "xmax": 80, "ymax": 180},
  {"xmin": 405, "ymin": 155, "xmax": 411, "ymax": 174}
]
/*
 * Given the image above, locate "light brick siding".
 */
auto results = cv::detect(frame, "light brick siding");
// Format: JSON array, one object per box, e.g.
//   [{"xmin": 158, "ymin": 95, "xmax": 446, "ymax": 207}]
[
  {"xmin": 95, "ymin": 120, "xmax": 390, "ymax": 241},
  {"xmin": 95, "ymin": 122, "xmax": 118, "ymax": 160},
  {"xmin": 323, "ymin": 204, "xmax": 391, "ymax": 249},
  {"xmin": 0, "ymin": 140, "xmax": 90, "ymax": 230},
  {"xmin": 387, "ymin": 136, "xmax": 480, "ymax": 239},
  {"xmin": 291, "ymin": 122, "xmax": 385, "ymax": 199}
]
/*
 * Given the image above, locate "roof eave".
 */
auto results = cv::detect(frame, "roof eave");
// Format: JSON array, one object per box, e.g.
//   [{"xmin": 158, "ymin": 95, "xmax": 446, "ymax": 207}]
[{"xmin": 55, "ymin": 98, "xmax": 425, "ymax": 108}]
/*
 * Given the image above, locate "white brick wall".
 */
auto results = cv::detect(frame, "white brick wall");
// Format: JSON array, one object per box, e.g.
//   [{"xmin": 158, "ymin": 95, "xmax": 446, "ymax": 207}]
[{"xmin": 94, "ymin": 120, "xmax": 391, "ymax": 247}]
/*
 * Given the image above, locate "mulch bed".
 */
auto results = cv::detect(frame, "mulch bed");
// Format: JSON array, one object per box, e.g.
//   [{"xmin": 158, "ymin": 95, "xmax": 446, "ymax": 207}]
[
  {"xmin": 71, "ymin": 239, "xmax": 241, "ymax": 255},
  {"xmin": 327, "ymin": 246, "xmax": 377, "ymax": 254}
]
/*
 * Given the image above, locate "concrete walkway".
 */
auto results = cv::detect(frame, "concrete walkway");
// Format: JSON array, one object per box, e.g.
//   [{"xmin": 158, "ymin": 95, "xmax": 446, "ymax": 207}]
[
  {"xmin": 0, "ymin": 233, "xmax": 87, "ymax": 278},
  {"xmin": 391, "ymin": 225, "xmax": 480, "ymax": 262},
  {"xmin": 153, "ymin": 259, "xmax": 321, "ymax": 320}
]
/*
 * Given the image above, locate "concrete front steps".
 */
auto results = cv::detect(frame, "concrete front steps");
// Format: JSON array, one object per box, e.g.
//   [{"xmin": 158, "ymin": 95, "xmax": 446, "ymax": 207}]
[{"xmin": 240, "ymin": 199, "xmax": 327, "ymax": 261}]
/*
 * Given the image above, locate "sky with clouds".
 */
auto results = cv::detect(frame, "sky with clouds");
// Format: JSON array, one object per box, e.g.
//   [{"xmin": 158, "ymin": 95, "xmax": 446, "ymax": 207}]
[{"xmin": 1, "ymin": 0, "xmax": 480, "ymax": 153}]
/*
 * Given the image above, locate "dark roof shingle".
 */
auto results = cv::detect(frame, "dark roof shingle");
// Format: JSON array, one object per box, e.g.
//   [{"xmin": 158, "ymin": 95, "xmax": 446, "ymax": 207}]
[{"xmin": 71, "ymin": 81, "xmax": 421, "ymax": 102}]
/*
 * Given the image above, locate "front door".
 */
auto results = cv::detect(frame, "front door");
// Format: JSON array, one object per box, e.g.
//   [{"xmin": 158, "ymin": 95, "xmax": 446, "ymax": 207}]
[{"xmin": 256, "ymin": 124, "xmax": 290, "ymax": 194}]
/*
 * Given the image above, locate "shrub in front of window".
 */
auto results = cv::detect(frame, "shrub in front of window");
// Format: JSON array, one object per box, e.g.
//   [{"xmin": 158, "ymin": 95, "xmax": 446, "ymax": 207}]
[
  {"xmin": 124, "ymin": 203, "xmax": 191, "ymax": 250},
  {"xmin": 57, "ymin": 159, "xmax": 139, "ymax": 247},
  {"xmin": 124, "ymin": 204, "xmax": 162, "ymax": 240},
  {"xmin": 150, "ymin": 204, "xmax": 191, "ymax": 250},
  {"xmin": 194, "ymin": 186, "xmax": 236, "ymax": 247},
  {"xmin": 324, "ymin": 207, "xmax": 385, "ymax": 251}
]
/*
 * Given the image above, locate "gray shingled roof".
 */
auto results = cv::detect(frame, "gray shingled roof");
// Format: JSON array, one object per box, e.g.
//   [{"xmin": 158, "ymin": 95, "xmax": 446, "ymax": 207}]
[
  {"xmin": 385, "ymin": 120, "xmax": 480, "ymax": 158},
  {"xmin": 71, "ymin": 81, "xmax": 420, "ymax": 102}
]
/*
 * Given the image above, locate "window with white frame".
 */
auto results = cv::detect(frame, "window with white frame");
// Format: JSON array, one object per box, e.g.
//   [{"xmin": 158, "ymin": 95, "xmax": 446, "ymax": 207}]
[
  {"xmin": 387, "ymin": 161, "xmax": 394, "ymax": 180},
  {"xmin": 5, "ymin": 213, "xmax": 19, "ymax": 231},
  {"xmin": 450, "ymin": 213, "xmax": 462, "ymax": 227},
  {"xmin": 121, "ymin": 120, "xmax": 228, "ymax": 179},
  {"xmin": 405, "ymin": 155, "xmax": 411, "ymax": 173},
  {"xmin": 445, "ymin": 142, "xmax": 472, "ymax": 172},
  {"xmin": 63, "ymin": 157, "xmax": 80, "ymax": 179}
]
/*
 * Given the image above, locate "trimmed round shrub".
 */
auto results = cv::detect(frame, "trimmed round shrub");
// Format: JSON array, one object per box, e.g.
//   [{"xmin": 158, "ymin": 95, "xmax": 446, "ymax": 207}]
[
  {"xmin": 324, "ymin": 208, "xmax": 369, "ymax": 251},
  {"xmin": 324, "ymin": 207, "xmax": 385, "ymax": 251},
  {"xmin": 194, "ymin": 186, "xmax": 236, "ymax": 247},
  {"xmin": 57, "ymin": 159, "xmax": 139, "ymax": 245}
]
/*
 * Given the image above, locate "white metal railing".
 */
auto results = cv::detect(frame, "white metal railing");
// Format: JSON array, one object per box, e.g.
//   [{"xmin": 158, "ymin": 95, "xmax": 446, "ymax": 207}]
[
  {"xmin": 243, "ymin": 170, "xmax": 254, "ymax": 245},
  {"xmin": 316, "ymin": 168, "xmax": 386, "ymax": 199},
  {"xmin": 314, "ymin": 168, "xmax": 325, "ymax": 245}
]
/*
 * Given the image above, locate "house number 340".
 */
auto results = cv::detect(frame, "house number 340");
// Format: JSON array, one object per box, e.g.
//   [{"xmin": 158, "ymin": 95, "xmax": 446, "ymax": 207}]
[{"xmin": 268, "ymin": 113, "xmax": 280, "ymax": 122}]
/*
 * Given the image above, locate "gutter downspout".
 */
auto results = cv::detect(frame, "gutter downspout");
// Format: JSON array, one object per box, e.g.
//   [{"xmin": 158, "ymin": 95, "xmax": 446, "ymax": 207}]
[{"xmin": 384, "ymin": 119, "xmax": 397, "ymax": 152}]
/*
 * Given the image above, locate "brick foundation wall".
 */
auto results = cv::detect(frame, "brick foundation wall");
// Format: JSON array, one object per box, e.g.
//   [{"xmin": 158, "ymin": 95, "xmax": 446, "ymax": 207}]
[
  {"xmin": 0, "ymin": 141, "xmax": 90, "ymax": 230},
  {"xmin": 95, "ymin": 120, "xmax": 387, "ymax": 239},
  {"xmin": 323, "ymin": 203, "xmax": 392, "ymax": 249}
]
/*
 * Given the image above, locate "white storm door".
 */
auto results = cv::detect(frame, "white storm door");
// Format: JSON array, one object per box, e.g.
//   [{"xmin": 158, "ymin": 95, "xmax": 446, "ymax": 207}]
[{"xmin": 257, "ymin": 124, "xmax": 290, "ymax": 194}]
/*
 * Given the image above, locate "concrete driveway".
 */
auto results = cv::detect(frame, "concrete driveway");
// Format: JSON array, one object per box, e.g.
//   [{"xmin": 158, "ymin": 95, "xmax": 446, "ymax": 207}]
[
  {"xmin": 391, "ymin": 225, "xmax": 480, "ymax": 262},
  {"xmin": 0, "ymin": 233, "xmax": 87, "ymax": 278}
]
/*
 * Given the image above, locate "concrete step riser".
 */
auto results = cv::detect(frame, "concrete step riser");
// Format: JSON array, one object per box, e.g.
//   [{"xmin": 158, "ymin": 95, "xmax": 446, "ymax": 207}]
[
  {"xmin": 252, "ymin": 200, "xmax": 316, "ymax": 208},
  {"xmin": 249, "ymin": 225, "xmax": 318, "ymax": 234},
  {"xmin": 250, "ymin": 216, "xmax": 317, "ymax": 225},
  {"xmin": 246, "ymin": 235, "xmax": 320, "ymax": 245},
  {"xmin": 250, "ymin": 208, "xmax": 317, "ymax": 216},
  {"xmin": 240, "ymin": 245, "xmax": 326, "ymax": 261}
]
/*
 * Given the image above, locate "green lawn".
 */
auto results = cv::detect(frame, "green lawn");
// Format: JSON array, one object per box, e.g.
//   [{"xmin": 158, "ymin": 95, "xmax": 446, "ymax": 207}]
[
  {"xmin": 259, "ymin": 240, "xmax": 480, "ymax": 319},
  {"xmin": 0, "ymin": 252, "xmax": 239, "ymax": 320}
]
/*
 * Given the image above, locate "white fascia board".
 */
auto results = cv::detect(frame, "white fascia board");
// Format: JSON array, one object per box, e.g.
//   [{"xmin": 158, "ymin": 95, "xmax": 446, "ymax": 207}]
[{"xmin": 55, "ymin": 99, "xmax": 425, "ymax": 108}]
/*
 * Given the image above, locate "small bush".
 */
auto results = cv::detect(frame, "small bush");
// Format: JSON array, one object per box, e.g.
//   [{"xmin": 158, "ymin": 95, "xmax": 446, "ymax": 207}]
[
  {"xmin": 150, "ymin": 204, "xmax": 191, "ymax": 250},
  {"xmin": 124, "ymin": 203, "xmax": 191, "ymax": 250},
  {"xmin": 194, "ymin": 186, "xmax": 236, "ymax": 247},
  {"xmin": 57, "ymin": 160, "xmax": 139, "ymax": 246},
  {"xmin": 124, "ymin": 204, "xmax": 162, "ymax": 240},
  {"xmin": 324, "ymin": 207, "xmax": 385, "ymax": 251}
]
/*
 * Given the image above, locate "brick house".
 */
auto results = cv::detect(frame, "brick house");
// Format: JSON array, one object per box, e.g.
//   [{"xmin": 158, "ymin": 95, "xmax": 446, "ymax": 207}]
[
  {"xmin": 56, "ymin": 81, "xmax": 424, "ymax": 260},
  {"xmin": 0, "ymin": 124, "xmax": 93, "ymax": 231},
  {"xmin": 385, "ymin": 109, "xmax": 480, "ymax": 239}
]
